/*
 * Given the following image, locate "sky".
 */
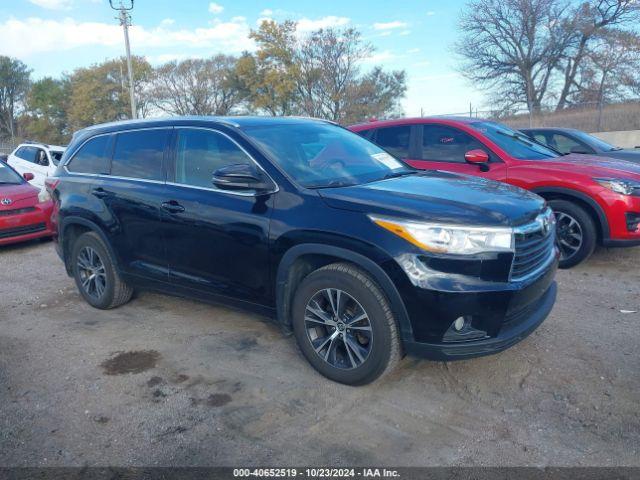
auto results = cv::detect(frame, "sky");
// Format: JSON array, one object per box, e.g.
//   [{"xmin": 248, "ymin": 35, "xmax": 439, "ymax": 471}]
[{"xmin": 0, "ymin": 0, "xmax": 484, "ymax": 116}]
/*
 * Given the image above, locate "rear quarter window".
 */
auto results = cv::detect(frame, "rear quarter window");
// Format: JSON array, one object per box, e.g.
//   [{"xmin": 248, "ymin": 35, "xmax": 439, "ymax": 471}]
[{"xmin": 67, "ymin": 135, "xmax": 111, "ymax": 174}]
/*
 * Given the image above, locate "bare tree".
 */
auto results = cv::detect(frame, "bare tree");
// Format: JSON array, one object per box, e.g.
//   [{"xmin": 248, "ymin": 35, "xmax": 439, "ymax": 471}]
[
  {"xmin": 456, "ymin": 0, "xmax": 572, "ymax": 113},
  {"xmin": 296, "ymin": 28, "xmax": 373, "ymax": 121},
  {"xmin": 571, "ymin": 29, "xmax": 640, "ymax": 105},
  {"xmin": 151, "ymin": 55, "xmax": 242, "ymax": 116},
  {"xmin": 555, "ymin": 0, "xmax": 640, "ymax": 110}
]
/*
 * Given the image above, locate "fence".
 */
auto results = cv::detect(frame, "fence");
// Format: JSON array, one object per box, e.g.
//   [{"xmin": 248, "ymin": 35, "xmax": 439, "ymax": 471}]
[
  {"xmin": 440, "ymin": 100, "xmax": 640, "ymax": 134},
  {"xmin": 0, "ymin": 141, "xmax": 17, "ymax": 157}
]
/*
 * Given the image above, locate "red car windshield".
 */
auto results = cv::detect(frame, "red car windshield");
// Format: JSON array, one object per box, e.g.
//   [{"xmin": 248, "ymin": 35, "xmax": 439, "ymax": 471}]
[
  {"xmin": 0, "ymin": 162, "xmax": 24, "ymax": 185},
  {"xmin": 471, "ymin": 121, "xmax": 559, "ymax": 160}
]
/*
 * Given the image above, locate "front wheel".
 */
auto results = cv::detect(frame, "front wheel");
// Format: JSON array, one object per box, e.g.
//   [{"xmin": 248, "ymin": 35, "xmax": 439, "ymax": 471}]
[
  {"xmin": 548, "ymin": 200, "xmax": 597, "ymax": 269},
  {"xmin": 291, "ymin": 263, "xmax": 401, "ymax": 385}
]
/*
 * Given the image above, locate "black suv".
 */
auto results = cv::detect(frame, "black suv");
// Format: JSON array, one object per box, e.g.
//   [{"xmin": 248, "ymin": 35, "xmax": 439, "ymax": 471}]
[{"xmin": 48, "ymin": 117, "xmax": 558, "ymax": 385}]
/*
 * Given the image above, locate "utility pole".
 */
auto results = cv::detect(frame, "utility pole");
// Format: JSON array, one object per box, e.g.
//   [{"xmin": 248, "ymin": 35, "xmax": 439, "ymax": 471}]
[{"xmin": 110, "ymin": 0, "xmax": 137, "ymax": 119}]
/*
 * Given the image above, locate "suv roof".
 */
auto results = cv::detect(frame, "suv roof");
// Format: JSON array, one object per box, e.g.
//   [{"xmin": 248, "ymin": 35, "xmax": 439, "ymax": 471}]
[{"xmin": 79, "ymin": 115, "xmax": 334, "ymax": 135}]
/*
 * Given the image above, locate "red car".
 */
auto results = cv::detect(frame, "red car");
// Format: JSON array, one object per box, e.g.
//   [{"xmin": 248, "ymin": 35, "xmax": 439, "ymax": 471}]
[
  {"xmin": 0, "ymin": 162, "xmax": 54, "ymax": 246},
  {"xmin": 350, "ymin": 117, "xmax": 640, "ymax": 268}
]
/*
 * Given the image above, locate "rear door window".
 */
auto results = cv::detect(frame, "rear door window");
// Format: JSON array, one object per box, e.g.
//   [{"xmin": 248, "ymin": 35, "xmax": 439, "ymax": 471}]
[
  {"xmin": 372, "ymin": 126, "xmax": 411, "ymax": 158},
  {"xmin": 67, "ymin": 135, "xmax": 111, "ymax": 174},
  {"xmin": 111, "ymin": 129, "xmax": 170, "ymax": 181}
]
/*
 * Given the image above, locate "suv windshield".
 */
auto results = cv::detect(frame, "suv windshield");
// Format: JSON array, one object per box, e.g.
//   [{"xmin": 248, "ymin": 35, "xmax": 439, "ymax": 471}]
[
  {"xmin": 471, "ymin": 121, "xmax": 559, "ymax": 160},
  {"xmin": 0, "ymin": 162, "xmax": 24, "ymax": 184},
  {"xmin": 242, "ymin": 122, "xmax": 414, "ymax": 188}
]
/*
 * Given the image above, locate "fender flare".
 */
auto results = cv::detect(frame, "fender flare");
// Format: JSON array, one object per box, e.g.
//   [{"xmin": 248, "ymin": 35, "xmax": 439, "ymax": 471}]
[
  {"xmin": 531, "ymin": 186, "xmax": 610, "ymax": 240},
  {"xmin": 275, "ymin": 243, "xmax": 414, "ymax": 341},
  {"xmin": 59, "ymin": 216, "xmax": 121, "ymax": 272}
]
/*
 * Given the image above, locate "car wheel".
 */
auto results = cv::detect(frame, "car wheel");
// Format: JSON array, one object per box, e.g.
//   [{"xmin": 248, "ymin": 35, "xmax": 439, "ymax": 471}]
[
  {"xmin": 291, "ymin": 263, "xmax": 401, "ymax": 385},
  {"xmin": 71, "ymin": 231, "xmax": 133, "ymax": 309},
  {"xmin": 548, "ymin": 200, "xmax": 597, "ymax": 269}
]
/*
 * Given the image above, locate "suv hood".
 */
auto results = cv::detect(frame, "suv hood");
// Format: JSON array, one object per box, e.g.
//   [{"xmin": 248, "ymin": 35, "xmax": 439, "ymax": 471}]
[
  {"xmin": 531, "ymin": 153, "xmax": 640, "ymax": 178},
  {"xmin": 318, "ymin": 171, "xmax": 545, "ymax": 227}
]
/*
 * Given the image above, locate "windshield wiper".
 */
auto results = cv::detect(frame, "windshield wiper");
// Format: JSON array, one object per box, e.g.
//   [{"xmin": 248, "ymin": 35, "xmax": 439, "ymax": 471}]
[
  {"xmin": 308, "ymin": 179, "xmax": 358, "ymax": 189},
  {"xmin": 377, "ymin": 170, "xmax": 420, "ymax": 181}
]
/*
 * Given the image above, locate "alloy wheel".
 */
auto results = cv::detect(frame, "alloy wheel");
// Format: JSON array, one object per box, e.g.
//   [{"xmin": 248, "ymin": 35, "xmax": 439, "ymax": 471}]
[
  {"xmin": 304, "ymin": 288, "xmax": 373, "ymax": 370},
  {"xmin": 555, "ymin": 212, "xmax": 583, "ymax": 261},
  {"xmin": 77, "ymin": 246, "xmax": 107, "ymax": 300}
]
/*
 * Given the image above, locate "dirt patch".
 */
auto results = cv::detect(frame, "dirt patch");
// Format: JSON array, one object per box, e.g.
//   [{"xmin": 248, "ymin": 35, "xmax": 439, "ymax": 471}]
[
  {"xmin": 147, "ymin": 376, "xmax": 163, "ymax": 387},
  {"xmin": 101, "ymin": 350, "xmax": 161, "ymax": 375},
  {"xmin": 191, "ymin": 393, "xmax": 233, "ymax": 407}
]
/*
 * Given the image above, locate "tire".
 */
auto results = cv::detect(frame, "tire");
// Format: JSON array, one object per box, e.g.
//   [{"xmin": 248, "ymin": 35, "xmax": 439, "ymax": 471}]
[
  {"xmin": 291, "ymin": 262, "xmax": 401, "ymax": 385},
  {"xmin": 71, "ymin": 231, "xmax": 133, "ymax": 309},
  {"xmin": 548, "ymin": 199, "xmax": 597, "ymax": 269}
]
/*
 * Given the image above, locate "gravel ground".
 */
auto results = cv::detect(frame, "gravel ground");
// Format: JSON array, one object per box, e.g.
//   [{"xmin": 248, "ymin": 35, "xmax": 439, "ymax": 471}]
[{"xmin": 1, "ymin": 239, "xmax": 639, "ymax": 467}]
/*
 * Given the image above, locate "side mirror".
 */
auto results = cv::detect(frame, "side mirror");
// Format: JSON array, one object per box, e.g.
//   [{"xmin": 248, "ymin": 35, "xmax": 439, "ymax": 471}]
[
  {"xmin": 570, "ymin": 146, "xmax": 590, "ymax": 155},
  {"xmin": 465, "ymin": 149, "xmax": 490, "ymax": 172},
  {"xmin": 23, "ymin": 172, "xmax": 35, "ymax": 181},
  {"xmin": 212, "ymin": 163, "xmax": 273, "ymax": 192}
]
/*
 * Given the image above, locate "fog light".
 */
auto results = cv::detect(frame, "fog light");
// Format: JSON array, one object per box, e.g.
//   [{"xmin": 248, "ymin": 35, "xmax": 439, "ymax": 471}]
[{"xmin": 453, "ymin": 317, "xmax": 465, "ymax": 331}]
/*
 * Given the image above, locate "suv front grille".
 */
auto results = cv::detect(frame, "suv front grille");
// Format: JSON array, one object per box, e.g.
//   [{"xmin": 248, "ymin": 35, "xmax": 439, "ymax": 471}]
[{"xmin": 511, "ymin": 210, "xmax": 556, "ymax": 281}]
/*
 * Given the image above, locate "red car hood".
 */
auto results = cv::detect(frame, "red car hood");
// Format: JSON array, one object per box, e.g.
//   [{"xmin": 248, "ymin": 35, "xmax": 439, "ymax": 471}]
[
  {"xmin": 531, "ymin": 153, "xmax": 640, "ymax": 179},
  {"xmin": 0, "ymin": 183, "xmax": 38, "ymax": 209}
]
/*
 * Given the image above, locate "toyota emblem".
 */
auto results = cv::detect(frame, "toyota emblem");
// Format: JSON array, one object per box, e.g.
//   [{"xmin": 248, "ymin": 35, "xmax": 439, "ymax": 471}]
[{"xmin": 1, "ymin": 198, "xmax": 12, "ymax": 206}]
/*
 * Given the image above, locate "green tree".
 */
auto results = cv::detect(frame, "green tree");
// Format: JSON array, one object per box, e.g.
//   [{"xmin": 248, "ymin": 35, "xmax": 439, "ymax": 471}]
[
  {"xmin": 0, "ymin": 56, "xmax": 31, "ymax": 140},
  {"xmin": 236, "ymin": 20, "xmax": 406, "ymax": 122},
  {"xmin": 24, "ymin": 77, "xmax": 69, "ymax": 144},
  {"xmin": 235, "ymin": 20, "xmax": 301, "ymax": 115},
  {"xmin": 66, "ymin": 56, "xmax": 152, "ymax": 131}
]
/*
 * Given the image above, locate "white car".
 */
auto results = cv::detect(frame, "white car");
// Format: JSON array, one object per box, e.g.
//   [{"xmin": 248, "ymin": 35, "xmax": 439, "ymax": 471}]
[{"xmin": 7, "ymin": 142, "xmax": 66, "ymax": 190}]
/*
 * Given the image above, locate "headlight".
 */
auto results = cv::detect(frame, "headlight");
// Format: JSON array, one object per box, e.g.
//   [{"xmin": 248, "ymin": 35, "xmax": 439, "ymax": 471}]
[
  {"xmin": 38, "ymin": 188, "xmax": 51, "ymax": 203},
  {"xmin": 369, "ymin": 215, "xmax": 513, "ymax": 255},
  {"xmin": 594, "ymin": 178, "xmax": 640, "ymax": 196}
]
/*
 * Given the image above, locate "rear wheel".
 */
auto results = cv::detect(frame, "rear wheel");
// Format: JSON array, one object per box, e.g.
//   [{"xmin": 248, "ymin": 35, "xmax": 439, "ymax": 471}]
[
  {"xmin": 292, "ymin": 263, "xmax": 401, "ymax": 385},
  {"xmin": 548, "ymin": 200, "xmax": 596, "ymax": 268},
  {"xmin": 71, "ymin": 231, "xmax": 133, "ymax": 309}
]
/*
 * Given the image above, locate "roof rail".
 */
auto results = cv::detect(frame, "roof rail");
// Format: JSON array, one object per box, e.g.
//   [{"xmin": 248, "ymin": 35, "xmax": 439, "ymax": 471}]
[{"xmin": 22, "ymin": 140, "xmax": 50, "ymax": 148}]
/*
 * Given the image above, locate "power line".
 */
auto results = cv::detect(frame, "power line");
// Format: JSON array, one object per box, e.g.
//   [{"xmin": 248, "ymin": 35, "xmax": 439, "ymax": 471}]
[{"xmin": 110, "ymin": 0, "xmax": 137, "ymax": 119}]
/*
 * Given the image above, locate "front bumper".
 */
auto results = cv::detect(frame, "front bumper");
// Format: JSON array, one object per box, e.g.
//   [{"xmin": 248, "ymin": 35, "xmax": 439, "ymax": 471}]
[
  {"xmin": 396, "ymin": 254, "xmax": 558, "ymax": 361},
  {"xmin": 0, "ymin": 201, "xmax": 54, "ymax": 246},
  {"xmin": 404, "ymin": 281, "xmax": 556, "ymax": 360}
]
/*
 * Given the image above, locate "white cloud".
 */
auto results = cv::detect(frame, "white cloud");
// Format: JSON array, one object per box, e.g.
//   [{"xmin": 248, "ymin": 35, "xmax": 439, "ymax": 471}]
[
  {"xmin": 362, "ymin": 50, "xmax": 396, "ymax": 64},
  {"xmin": 0, "ymin": 16, "xmax": 254, "ymax": 57},
  {"xmin": 399, "ymin": 30, "xmax": 411, "ymax": 36},
  {"xmin": 29, "ymin": 0, "xmax": 72, "ymax": 9},
  {"xmin": 260, "ymin": 9, "xmax": 273, "ymax": 16},
  {"xmin": 160, "ymin": 18, "xmax": 175, "ymax": 26},
  {"xmin": 426, "ymin": 11, "xmax": 436, "ymax": 16},
  {"xmin": 208, "ymin": 2, "xmax": 224, "ymax": 14},
  {"xmin": 296, "ymin": 16, "xmax": 350, "ymax": 33},
  {"xmin": 407, "ymin": 48, "xmax": 420, "ymax": 54},
  {"xmin": 372, "ymin": 21, "xmax": 408, "ymax": 31}
]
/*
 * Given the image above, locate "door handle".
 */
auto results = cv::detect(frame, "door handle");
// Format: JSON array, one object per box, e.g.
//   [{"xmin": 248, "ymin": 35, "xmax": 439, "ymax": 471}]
[
  {"xmin": 161, "ymin": 200, "xmax": 185, "ymax": 214},
  {"xmin": 91, "ymin": 187, "xmax": 111, "ymax": 199}
]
